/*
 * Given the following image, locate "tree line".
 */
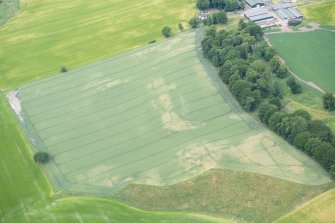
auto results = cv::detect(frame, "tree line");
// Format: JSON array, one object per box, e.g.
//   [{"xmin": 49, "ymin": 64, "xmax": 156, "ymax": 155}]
[
  {"xmin": 201, "ymin": 21, "xmax": 335, "ymax": 176},
  {"xmin": 196, "ymin": 0, "xmax": 245, "ymax": 12}
]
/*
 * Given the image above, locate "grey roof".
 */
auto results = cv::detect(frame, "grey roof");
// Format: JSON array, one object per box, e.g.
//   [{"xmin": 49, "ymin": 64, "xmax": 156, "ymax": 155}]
[
  {"xmin": 272, "ymin": 3, "xmax": 292, "ymax": 10},
  {"xmin": 249, "ymin": 14, "xmax": 273, "ymax": 22},
  {"xmin": 244, "ymin": 0, "xmax": 265, "ymax": 7},
  {"xmin": 276, "ymin": 7, "xmax": 303, "ymax": 19},
  {"xmin": 244, "ymin": 8, "xmax": 268, "ymax": 18},
  {"xmin": 244, "ymin": 9, "xmax": 273, "ymax": 22}
]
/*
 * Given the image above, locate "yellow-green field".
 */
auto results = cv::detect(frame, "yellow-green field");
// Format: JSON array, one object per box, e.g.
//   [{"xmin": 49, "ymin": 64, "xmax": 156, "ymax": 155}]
[
  {"xmin": 15, "ymin": 31, "xmax": 331, "ymax": 196},
  {"xmin": 274, "ymin": 188, "xmax": 335, "ymax": 223},
  {"xmin": 300, "ymin": 0, "xmax": 335, "ymax": 25},
  {"xmin": 0, "ymin": 0, "xmax": 196, "ymax": 89}
]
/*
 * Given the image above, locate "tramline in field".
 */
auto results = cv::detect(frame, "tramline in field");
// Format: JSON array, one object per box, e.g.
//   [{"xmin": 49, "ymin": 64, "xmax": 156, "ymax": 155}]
[{"xmin": 12, "ymin": 30, "xmax": 330, "ymax": 194}]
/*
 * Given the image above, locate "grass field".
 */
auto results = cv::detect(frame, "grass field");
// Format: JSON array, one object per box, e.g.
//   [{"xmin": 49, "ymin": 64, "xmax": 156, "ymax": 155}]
[
  {"xmin": 274, "ymin": 188, "xmax": 335, "ymax": 223},
  {"xmin": 14, "ymin": 31, "xmax": 331, "ymax": 195},
  {"xmin": 115, "ymin": 169, "xmax": 333, "ymax": 223},
  {"xmin": 269, "ymin": 30, "xmax": 335, "ymax": 93},
  {"xmin": 0, "ymin": 93, "xmax": 229, "ymax": 223},
  {"xmin": 300, "ymin": 0, "xmax": 335, "ymax": 25},
  {"xmin": 0, "ymin": 0, "xmax": 196, "ymax": 89}
]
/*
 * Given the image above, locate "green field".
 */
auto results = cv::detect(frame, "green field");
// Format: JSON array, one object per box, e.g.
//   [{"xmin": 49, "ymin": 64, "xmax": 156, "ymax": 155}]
[
  {"xmin": 116, "ymin": 169, "xmax": 332, "ymax": 223},
  {"xmin": 0, "ymin": 0, "xmax": 196, "ymax": 89},
  {"xmin": 269, "ymin": 30, "xmax": 335, "ymax": 93},
  {"xmin": 14, "ymin": 31, "xmax": 331, "ymax": 196},
  {"xmin": 0, "ymin": 93, "xmax": 229, "ymax": 223},
  {"xmin": 300, "ymin": 0, "xmax": 335, "ymax": 25},
  {"xmin": 274, "ymin": 188, "xmax": 335, "ymax": 223}
]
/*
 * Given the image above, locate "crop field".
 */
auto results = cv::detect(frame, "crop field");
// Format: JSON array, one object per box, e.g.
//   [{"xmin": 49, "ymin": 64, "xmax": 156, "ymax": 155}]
[
  {"xmin": 300, "ymin": 0, "xmax": 335, "ymax": 25},
  {"xmin": 0, "ymin": 93, "xmax": 228, "ymax": 223},
  {"xmin": 274, "ymin": 188, "xmax": 335, "ymax": 223},
  {"xmin": 0, "ymin": 0, "xmax": 196, "ymax": 89},
  {"xmin": 269, "ymin": 30, "xmax": 335, "ymax": 93},
  {"xmin": 13, "ymin": 31, "xmax": 331, "ymax": 195}
]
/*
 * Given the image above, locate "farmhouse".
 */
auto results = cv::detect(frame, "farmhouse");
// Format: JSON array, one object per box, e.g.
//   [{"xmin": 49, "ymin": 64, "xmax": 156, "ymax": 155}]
[
  {"xmin": 244, "ymin": 0, "xmax": 265, "ymax": 8},
  {"xmin": 244, "ymin": 9, "xmax": 273, "ymax": 23},
  {"xmin": 197, "ymin": 12, "xmax": 210, "ymax": 20}
]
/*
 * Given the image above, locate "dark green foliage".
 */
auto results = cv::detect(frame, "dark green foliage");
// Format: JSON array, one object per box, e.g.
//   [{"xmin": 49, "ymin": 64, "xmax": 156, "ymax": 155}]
[
  {"xmin": 230, "ymin": 80, "xmax": 252, "ymax": 99},
  {"xmin": 238, "ymin": 19, "xmax": 247, "ymax": 30},
  {"xmin": 270, "ymin": 56, "xmax": 280, "ymax": 73},
  {"xmin": 268, "ymin": 112, "xmax": 287, "ymax": 132},
  {"xmin": 276, "ymin": 64, "xmax": 288, "ymax": 78},
  {"xmin": 286, "ymin": 78, "xmax": 302, "ymax": 94},
  {"xmin": 196, "ymin": 0, "xmax": 210, "ymax": 10},
  {"xmin": 308, "ymin": 120, "xmax": 334, "ymax": 143},
  {"xmin": 162, "ymin": 27, "xmax": 172, "ymax": 38},
  {"xmin": 210, "ymin": 11, "xmax": 228, "ymax": 24},
  {"xmin": 244, "ymin": 23, "xmax": 263, "ymax": 40},
  {"xmin": 292, "ymin": 109, "xmax": 312, "ymax": 121},
  {"xmin": 273, "ymin": 81, "xmax": 283, "ymax": 99},
  {"xmin": 60, "ymin": 66, "xmax": 68, "ymax": 73},
  {"xmin": 33, "ymin": 151, "xmax": 50, "ymax": 164},
  {"xmin": 196, "ymin": 0, "xmax": 242, "ymax": 12},
  {"xmin": 240, "ymin": 89, "xmax": 261, "ymax": 111},
  {"xmin": 269, "ymin": 97, "xmax": 282, "ymax": 109},
  {"xmin": 148, "ymin": 40, "xmax": 156, "ymax": 44},
  {"xmin": 258, "ymin": 103, "xmax": 278, "ymax": 124},
  {"xmin": 293, "ymin": 132, "xmax": 313, "ymax": 150},
  {"xmin": 304, "ymin": 138, "xmax": 322, "ymax": 156},
  {"xmin": 323, "ymin": 93, "xmax": 335, "ymax": 111},
  {"xmin": 206, "ymin": 26, "xmax": 217, "ymax": 38},
  {"xmin": 256, "ymin": 78, "xmax": 273, "ymax": 98},
  {"xmin": 201, "ymin": 21, "xmax": 335, "ymax": 175},
  {"xmin": 330, "ymin": 165, "xmax": 335, "ymax": 177},
  {"xmin": 189, "ymin": 17, "xmax": 200, "ymax": 28},
  {"xmin": 178, "ymin": 23, "xmax": 184, "ymax": 31}
]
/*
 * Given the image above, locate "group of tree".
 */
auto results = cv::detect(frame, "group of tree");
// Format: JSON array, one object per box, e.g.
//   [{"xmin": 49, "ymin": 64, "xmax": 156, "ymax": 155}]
[
  {"xmin": 196, "ymin": 0, "xmax": 245, "ymax": 12},
  {"xmin": 201, "ymin": 21, "xmax": 335, "ymax": 176},
  {"xmin": 162, "ymin": 27, "xmax": 172, "ymax": 38},
  {"xmin": 34, "ymin": 151, "xmax": 50, "ymax": 164},
  {"xmin": 286, "ymin": 77, "xmax": 302, "ymax": 94},
  {"xmin": 259, "ymin": 104, "xmax": 335, "ymax": 175},
  {"xmin": 201, "ymin": 21, "xmax": 279, "ymax": 112},
  {"xmin": 323, "ymin": 93, "xmax": 335, "ymax": 111},
  {"xmin": 203, "ymin": 11, "xmax": 228, "ymax": 25}
]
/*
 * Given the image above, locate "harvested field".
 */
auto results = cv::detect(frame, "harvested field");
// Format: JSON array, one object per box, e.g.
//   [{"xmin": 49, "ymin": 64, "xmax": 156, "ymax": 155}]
[{"xmin": 16, "ymin": 31, "xmax": 331, "ymax": 194}]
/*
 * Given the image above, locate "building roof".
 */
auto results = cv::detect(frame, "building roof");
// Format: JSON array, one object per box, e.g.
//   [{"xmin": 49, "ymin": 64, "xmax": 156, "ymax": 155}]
[
  {"xmin": 276, "ymin": 7, "xmax": 303, "ymax": 19},
  {"xmin": 249, "ymin": 14, "xmax": 273, "ymax": 22},
  {"xmin": 244, "ymin": 8, "xmax": 268, "ymax": 18},
  {"xmin": 244, "ymin": 0, "xmax": 265, "ymax": 7},
  {"xmin": 272, "ymin": 3, "xmax": 292, "ymax": 11},
  {"xmin": 244, "ymin": 9, "xmax": 273, "ymax": 22}
]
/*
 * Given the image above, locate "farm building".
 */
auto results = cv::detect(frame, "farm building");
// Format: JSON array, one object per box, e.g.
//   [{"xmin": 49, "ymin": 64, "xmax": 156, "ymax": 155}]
[
  {"xmin": 197, "ymin": 10, "xmax": 216, "ymax": 20},
  {"xmin": 244, "ymin": 9, "xmax": 273, "ymax": 23},
  {"xmin": 197, "ymin": 12, "xmax": 209, "ymax": 20},
  {"xmin": 276, "ymin": 7, "xmax": 303, "ymax": 19},
  {"xmin": 244, "ymin": 0, "xmax": 265, "ymax": 8},
  {"xmin": 272, "ymin": 3, "xmax": 292, "ymax": 11}
]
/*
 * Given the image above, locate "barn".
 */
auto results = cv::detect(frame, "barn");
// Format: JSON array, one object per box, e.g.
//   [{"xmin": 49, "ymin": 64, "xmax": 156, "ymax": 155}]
[
  {"xmin": 244, "ymin": 0, "xmax": 265, "ymax": 8},
  {"xmin": 244, "ymin": 9, "xmax": 273, "ymax": 23},
  {"xmin": 273, "ymin": 3, "xmax": 303, "ymax": 20}
]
